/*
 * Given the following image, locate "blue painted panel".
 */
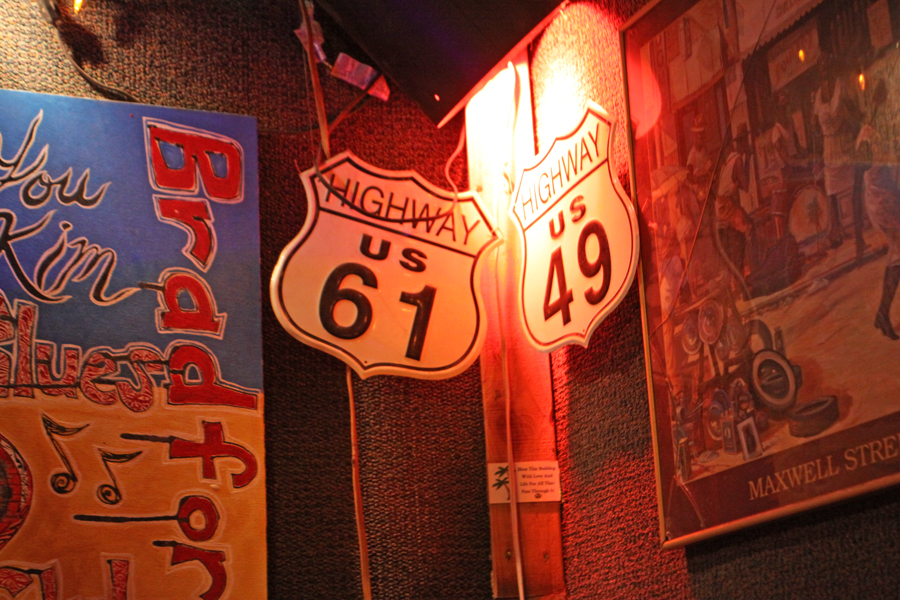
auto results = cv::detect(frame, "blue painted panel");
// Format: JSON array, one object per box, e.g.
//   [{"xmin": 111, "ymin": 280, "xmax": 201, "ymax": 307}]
[{"xmin": 0, "ymin": 89, "xmax": 261, "ymax": 394}]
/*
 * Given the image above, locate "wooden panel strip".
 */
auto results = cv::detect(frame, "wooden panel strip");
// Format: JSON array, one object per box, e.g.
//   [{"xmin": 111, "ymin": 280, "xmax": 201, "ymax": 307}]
[{"xmin": 465, "ymin": 53, "xmax": 566, "ymax": 599}]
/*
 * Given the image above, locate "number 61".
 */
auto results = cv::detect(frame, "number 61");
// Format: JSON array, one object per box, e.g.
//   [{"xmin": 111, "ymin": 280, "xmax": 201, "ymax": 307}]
[{"xmin": 319, "ymin": 263, "xmax": 436, "ymax": 361}]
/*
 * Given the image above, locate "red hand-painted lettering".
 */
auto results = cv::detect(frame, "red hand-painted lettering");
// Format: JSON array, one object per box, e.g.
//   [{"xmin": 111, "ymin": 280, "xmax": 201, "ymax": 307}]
[
  {"xmin": 147, "ymin": 123, "xmax": 243, "ymax": 202},
  {"xmin": 168, "ymin": 344, "xmax": 256, "ymax": 409},
  {"xmin": 169, "ymin": 421, "xmax": 257, "ymax": 488},
  {"xmin": 155, "ymin": 197, "xmax": 216, "ymax": 271},
  {"xmin": 155, "ymin": 270, "xmax": 225, "ymax": 337},
  {"xmin": 153, "ymin": 541, "xmax": 226, "ymax": 600}
]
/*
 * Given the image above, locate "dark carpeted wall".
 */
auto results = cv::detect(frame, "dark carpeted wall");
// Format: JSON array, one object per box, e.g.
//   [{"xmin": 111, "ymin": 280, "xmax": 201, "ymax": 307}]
[{"xmin": 4, "ymin": 0, "xmax": 900, "ymax": 599}]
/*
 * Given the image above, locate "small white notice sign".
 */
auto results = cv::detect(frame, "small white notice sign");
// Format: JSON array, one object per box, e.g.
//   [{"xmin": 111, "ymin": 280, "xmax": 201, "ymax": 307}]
[{"xmin": 487, "ymin": 461, "xmax": 561, "ymax": 504}]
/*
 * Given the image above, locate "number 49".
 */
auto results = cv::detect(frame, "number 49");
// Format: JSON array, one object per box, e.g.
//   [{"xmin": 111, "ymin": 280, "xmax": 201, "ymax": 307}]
[{"xmin": 544, "ymin": 220, "xmax": 611, "ymax": 325}]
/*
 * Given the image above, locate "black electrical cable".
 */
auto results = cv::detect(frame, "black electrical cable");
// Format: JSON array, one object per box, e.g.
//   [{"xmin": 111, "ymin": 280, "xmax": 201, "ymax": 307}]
[
  {"xmin": 36, "ymin": 0, "xmax": 138, "ymax": 103},
  {"xmin": 53, "ymin": 28, "xmax": 139, "ymax": 103}
]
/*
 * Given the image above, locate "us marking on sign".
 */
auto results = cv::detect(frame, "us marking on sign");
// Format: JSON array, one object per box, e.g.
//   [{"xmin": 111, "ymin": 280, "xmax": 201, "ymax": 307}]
[
  {"xmin": 509, "ymin": 103, "xmax": 639, "ymax": 351},
  {"xmin": 271, "ymin": 151, "xmax": 501, "ymax": 379}
]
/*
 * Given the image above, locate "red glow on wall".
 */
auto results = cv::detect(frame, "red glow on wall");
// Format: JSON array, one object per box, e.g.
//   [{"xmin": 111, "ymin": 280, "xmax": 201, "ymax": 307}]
[
  {"xmin": 530, "ymin": 3, "xmax": 635, "ymax": 177},
  {"xmin": 626, "ymin": 50, "xmax": 661, "ymax": 139}
]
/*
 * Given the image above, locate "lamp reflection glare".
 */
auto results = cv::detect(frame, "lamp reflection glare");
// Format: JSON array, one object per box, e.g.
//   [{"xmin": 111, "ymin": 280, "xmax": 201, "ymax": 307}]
[
  {"xmin": 626, "ymin": 50, "xmax": 661, "ymax": 138},
  {"xmin": 539, "ymin": 62, "xmax": 584, "ymax": 139}
]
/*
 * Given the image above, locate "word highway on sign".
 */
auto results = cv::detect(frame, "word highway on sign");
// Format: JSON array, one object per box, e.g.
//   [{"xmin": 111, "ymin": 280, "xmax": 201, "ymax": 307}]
[
  {"xmin": 509, "ymin": 102, "xmax": 639, "ymax": 351},
  {"xmin": 272, "ymin": 151, "xmax": 500, "ymax": 379}
]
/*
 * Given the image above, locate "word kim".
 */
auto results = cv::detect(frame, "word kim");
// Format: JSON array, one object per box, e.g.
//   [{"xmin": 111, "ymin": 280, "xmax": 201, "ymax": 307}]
[
  {"xmin": 0, "ymin": 292, "xmax": 258, "ymax": 411},
  {"xmin": 0, "ymin": 207, "xmax": 136, "ymax": 307}
]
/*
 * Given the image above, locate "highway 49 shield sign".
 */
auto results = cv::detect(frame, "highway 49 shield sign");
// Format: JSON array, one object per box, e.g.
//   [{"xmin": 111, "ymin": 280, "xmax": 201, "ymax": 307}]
[
  {"xmin": 271, "ymin": 151, "xmax": 500, "ymax": 379},
  {"xmin": 509, "ymin": 103, "xmax": 639, "ymax": 351}
]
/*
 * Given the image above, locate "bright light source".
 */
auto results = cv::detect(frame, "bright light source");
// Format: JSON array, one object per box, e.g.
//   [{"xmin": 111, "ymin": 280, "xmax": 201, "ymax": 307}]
[
  {"xmin": 466, "ymin": 62, "xmax": 523, "ymax": 153},
  {"xmin": 798, "ymin": 49, "xmax": 805, "ymax": 62},
  {"xmin": 538, "ymin": 61, "xmax": 584, "ymax": 138},
  {"xmin": 74, "ymin": 0, "xmax": 83, "ymax": 13},
  {"xmin": 859, "ymin": 73, "xmax": 866, "ymax": 90}
]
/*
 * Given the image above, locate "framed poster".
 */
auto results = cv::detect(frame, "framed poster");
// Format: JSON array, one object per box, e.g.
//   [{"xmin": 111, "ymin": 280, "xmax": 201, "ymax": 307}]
[
  {"xmin": 622, "ymin": 0, "xmax": 900, "ymax": 546},
  {"xmin": 0, "ymin": 90, "xmax": 264, "ymax": 597}
]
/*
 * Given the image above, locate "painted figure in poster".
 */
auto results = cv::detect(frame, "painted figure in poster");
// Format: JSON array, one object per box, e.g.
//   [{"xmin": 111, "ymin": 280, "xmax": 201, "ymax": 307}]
[
  {"xmin": 626, "ymin": 0, "xmax": 900, "ymax": 542},
  {"xmin": 857, "ymin": 79, "xmax": 900, "ymax": 340},
  {"xmin": 812, "ymin": 55, "xmax": 866, "ymax": 252},
  {"xmin": 686, "ymin": 116, "xmax": 713, "ymax": 192},
  {"xmin": 714, "ymin": 124, "xmax": 752, "ymax": 284}
]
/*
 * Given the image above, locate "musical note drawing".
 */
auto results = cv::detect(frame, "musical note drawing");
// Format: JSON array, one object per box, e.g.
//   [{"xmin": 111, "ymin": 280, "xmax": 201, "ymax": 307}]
[
  {"xmin": 75, "ymin": 495, "xmax": 219, "ymax": 542},
  {"xmin": 41, "ymin": 414, "xmax": 88, "ymax": 494},
  {"xmin": 97, "ymin": 449, "xmax": 142, "ymax": 505}
]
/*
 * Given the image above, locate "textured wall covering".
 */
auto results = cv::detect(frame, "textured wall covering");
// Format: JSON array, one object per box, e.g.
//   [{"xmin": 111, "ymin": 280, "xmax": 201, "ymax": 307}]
[{"xmin": 5, "ymin": 0, "xmax": 900, "ymax": 598}]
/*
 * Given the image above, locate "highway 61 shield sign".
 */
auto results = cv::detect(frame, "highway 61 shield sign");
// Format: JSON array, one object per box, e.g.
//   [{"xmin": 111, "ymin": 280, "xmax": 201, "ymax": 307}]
[
  {"xmin": 271, "ymin": 151, "xmax": 500, "ymax": 379},
  {"xmin": 509, "ymin": 103, "xmax": 639, "ymax": 351}
]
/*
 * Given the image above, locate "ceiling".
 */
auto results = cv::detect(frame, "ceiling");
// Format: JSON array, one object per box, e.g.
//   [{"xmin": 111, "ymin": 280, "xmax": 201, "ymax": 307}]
[{"xmin": 317, "ymin": 0, "xmax": 563, "ymax": 126}]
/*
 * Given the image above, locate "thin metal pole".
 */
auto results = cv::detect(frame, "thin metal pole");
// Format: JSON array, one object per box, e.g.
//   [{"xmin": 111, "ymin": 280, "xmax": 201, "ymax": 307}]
[{"xmin": 347, "ymin": 366, "xmax": 373, "ymax": 600}]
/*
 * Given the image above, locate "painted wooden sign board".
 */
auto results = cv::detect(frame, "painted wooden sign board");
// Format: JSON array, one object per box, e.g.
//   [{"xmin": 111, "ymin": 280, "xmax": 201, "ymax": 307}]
[
  {"xmin": 509, "ymin": 102, "xmax": 639, "ymax": 351},
  {"xmin": 0, "ymin": 89, "xmax": 265, "ymax": 599},
  {"xmin": 272, "ymin": 151, "xmax": 500, "ymax": 380}
]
